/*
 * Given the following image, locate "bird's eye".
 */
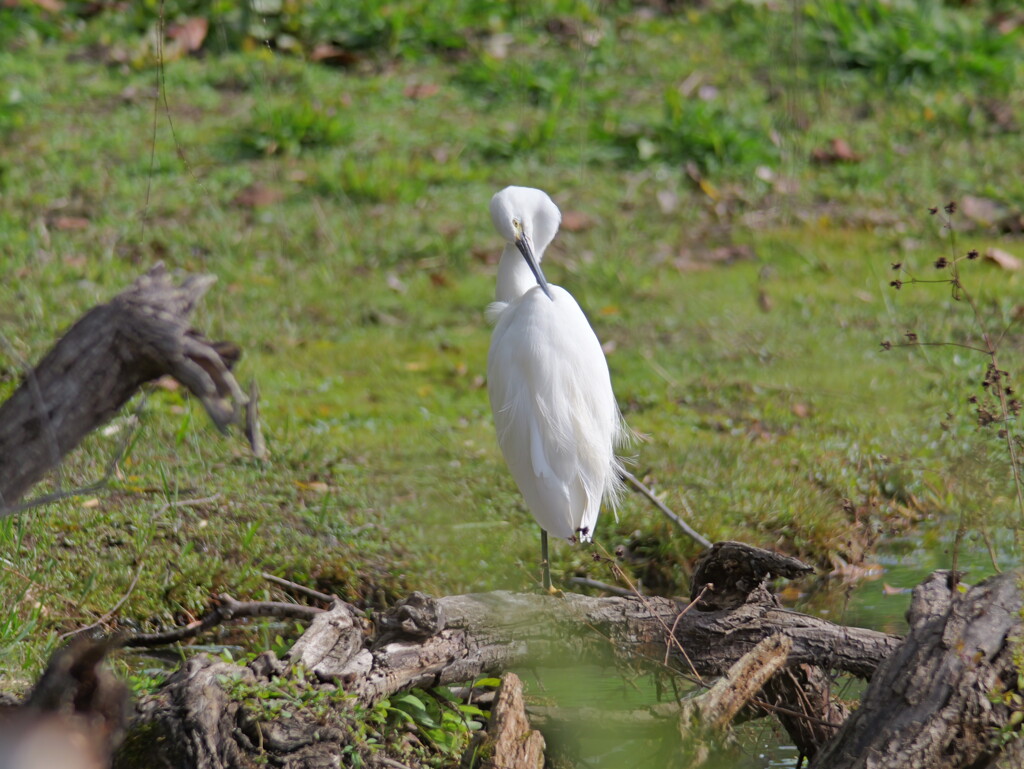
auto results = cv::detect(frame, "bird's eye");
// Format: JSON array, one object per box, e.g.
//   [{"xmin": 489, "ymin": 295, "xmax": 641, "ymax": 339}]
[{"xmin": 512, "ymin": 218, "xmax": 520, "ymax": 229}]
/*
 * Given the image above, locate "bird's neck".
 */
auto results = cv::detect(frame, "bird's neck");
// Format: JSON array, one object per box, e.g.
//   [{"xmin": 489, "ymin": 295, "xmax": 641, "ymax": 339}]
[{"xmin": 496, "ymin": 244, "xmax": 543, "ymax": 302}]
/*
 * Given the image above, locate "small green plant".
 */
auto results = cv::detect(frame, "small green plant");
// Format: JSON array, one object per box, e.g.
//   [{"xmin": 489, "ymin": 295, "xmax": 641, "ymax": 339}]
[
  {"xmin": 806, "ymin": 0, "xmax": 1020, "ymax": 87},
  {"xmin": 604, "ymin": 86, "xmax": 776, "ymax": 174},
  {"xmin": 222, "ymin": 665, "xmax": 355, "ymax": 723},
  {"xmin": 379, "ymin": 686, "xmax": 488, "ymax": 762},
  {"xmin": 235, "ymin": 101, "xmax": 352, "ymax": 157},
  {"xmin": 127, "ymin": 667, "xmax": 170, "ymax": 697}
]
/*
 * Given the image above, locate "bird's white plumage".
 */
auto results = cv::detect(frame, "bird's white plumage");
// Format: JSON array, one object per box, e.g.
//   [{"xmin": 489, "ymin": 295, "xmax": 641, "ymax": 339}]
[{"xmin": 486, "ymin": 186, "xmax": 624, "ymax": 542}]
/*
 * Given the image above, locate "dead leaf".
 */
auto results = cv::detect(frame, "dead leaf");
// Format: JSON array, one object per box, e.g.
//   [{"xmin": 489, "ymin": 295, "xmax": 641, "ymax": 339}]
[
  {"xmin": 984, "ymin": 247, "xmax": 1022, "ymax": 271},
  {"xmin": 989, "ymin": 10, "xmax": 1024, "ymax": 35},
  {"xmin": 777, "ymin": 585, "xmax": 803, "ymax": 603},
  {"xmin": 27, "ymin": 0, "xmax": 63, "ymax": 10},
  {"xmin": 82, "ymin": 498, "xmax": 100, "ymax": 509},
  {"xmin": 684, "ymin": 161, "xmax": 719, "ymax": 200},
  {"xmin": 791, "ymin": 403, "xmax": 810, "ymax": 419},
  {"xmin": 386, "ymin": 272, "xmax": 407, "ymax": 293},
  {"xmin": 51, "ymin": 216, "xmax": 90, "ymax": 231},
  {"xmin": 882, "ymin": 583, "xmax": 911, "ymax": 596},
  {"xmin": 655, "ymin": 189, "xmax": 678, "ymax": 214},
  {"xmin": 706, "ymin": 244, "xmax": 755, "ymax": 264},
  {"xmin": 167, "ymin": 17, "xmax": 208, "ymax": 53},
  {"xmin": 232, "ymin": 183, "xmax": 283, "ymax": 208},
  {"xmin": 484, "ymin": 33, "xmax": 514, "ymax": 59},
  {"xmin": 403, "ymin": 83, "xmax": 440, "ymax": 100},
  {"xmin": 470, "ymin": 246, "xmax": 496, "ymax": 265},
  {"xmin": 309, "ymin": 44, "xmax": 359, "ymax": 67},
  {"xmin": 153, "ymin": 375, "xmax": 180, "ymax": 392},
  {"xmin": 829, "ymin": 556, "xmax": 883, "ymax": 580},
  {"xmin": 560, "ymin": 210, "xmax": 594, "ymax": 232},
  {"xmin": 757, "ymin": 288, "xmax": 773, "ymax": 312},
  {"xmin": 960, "ymin": 195, "xmax": 1006, "ymax": 228},
  {"xmin": 429, "ymin": 272, "xmax": 449, "ymax": 287},
  {"xmin": 811, "ymin": 138, "xmax": 862, "ymax": 164}
]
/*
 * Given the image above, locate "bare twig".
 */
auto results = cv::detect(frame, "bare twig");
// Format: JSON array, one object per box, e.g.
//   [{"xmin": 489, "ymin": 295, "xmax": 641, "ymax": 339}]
[
  {"xmin": 374, "ymin": 757, "xmax": 415, "ymax": 769},
  {"xmin": 666, "ymin": 584, "xmax": 710, "ymax": 667},
  {"xmin": 262, "ymin": 572, "xmax": 337, "ymax": 604},
  {"xmin": 59, "ymin": 563, "xmax": 145, "ymax": 641},
  {"xmin": 124, "ymin": 595, "xmax": 324, "ymax": 648},
  {"xmin": 567, "ymin": 576, "xmax": 637, "ymax": 597},
  {"xmin": 620, "ymin": 469, "xmax": 712, "ymax": 549}
]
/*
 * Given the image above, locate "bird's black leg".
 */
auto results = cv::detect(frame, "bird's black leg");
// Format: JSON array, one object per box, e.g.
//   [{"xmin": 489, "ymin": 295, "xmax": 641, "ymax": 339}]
[{"xmin": 541, "ymin": 529, "xmax": 552, "ymax": 591}]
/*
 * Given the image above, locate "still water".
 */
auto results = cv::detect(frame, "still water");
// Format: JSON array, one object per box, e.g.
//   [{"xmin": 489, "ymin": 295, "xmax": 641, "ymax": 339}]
[{"xmin": 524, "ymin": 521, "xmax": 1017, "ymax": 769}]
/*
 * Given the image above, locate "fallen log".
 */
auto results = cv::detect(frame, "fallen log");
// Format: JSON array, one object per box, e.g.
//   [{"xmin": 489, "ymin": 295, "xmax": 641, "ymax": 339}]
[
  {"xmin": 810, "ymin": 570, "xmax": 1024, "ymax": 769},
  {"xmin": 110, "ymin": 565, "xmax": 1023, "ymax": 769},
  {"xmin": 0, "ymin": 264, "xmax": 252, "ymax": 514},
  {"xmin": 113, "ymin": 580, "xmax": 900, "ymax": 769}
]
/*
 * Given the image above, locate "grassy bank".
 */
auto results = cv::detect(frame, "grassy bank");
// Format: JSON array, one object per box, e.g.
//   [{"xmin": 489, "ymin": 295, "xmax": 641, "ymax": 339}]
[{"xmin": 1, "ymin": 0, "xmax": 1022, "ymax": 714}]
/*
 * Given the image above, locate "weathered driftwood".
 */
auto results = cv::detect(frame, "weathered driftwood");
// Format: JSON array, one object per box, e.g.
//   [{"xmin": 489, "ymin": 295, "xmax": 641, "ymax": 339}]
[
  {"xmin": 111, "ymin": 566, "xmax": 1024, "ymax": 769},
  {"xmin": 470, "ymin": 673, "xmax": 545, "ymax": 769},
  {"xmin": 286, "ymin": 588, "xmax": 899, "ymax": 704},
  {"xmin": 0, "ymin": 264, "xmax": 248, "ymax": 514},
  {"xmin": 810, "ymin": 570, "xmax": 1024, "ymax": 769},
  {"xmin": 676, "ymin": 634, "xmax": 793, "ymax": 766},
  {"xmin": 112, "ymin": 579, "xmax": 901, "ymax": 769}
]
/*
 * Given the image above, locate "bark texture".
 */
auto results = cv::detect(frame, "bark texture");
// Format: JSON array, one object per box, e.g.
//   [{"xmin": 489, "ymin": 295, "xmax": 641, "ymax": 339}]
[
  {"xmin": 474, "ymin": 673, "xmax": 545, "ymax": 769},
  {"xmin": 0, "ymin": 264, "xmax": 246, "ymax": 512},
  {"xmin": 810, "ymin": 570, "xmax": 1024, "ymax": 769}
]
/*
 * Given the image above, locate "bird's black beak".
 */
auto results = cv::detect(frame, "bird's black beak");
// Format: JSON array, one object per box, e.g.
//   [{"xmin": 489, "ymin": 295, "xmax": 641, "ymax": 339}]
[{"xmin": 516, "ymin": 236, "xmax": 554, "ymax": 300}]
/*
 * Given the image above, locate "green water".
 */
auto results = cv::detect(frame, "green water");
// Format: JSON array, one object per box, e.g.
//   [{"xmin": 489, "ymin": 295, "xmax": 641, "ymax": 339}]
[{"xmin": 521, "ymin": 520, "xmax": 1019, "ymax": 769}]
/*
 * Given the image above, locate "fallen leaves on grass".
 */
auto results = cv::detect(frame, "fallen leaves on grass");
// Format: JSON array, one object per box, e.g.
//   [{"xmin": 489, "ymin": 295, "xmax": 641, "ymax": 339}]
[
  {"xmin": 811, "ymin": 138, "xmax": 862, "ymax": 164},
  {"xmin": 232, "ymin": 183, "xmax": 283, "ymax": 208},
  {"xmin": 882, "ymin": 583, "xmax": 911, "ymax": 596},
  {"xmin": 167, "ymin": 17, "xmax": 208, "ymax": 54},
  {"xmin": 984, "ymin": 247, "xmax": 1022, "ymax": 271},
  {"xmin": 560, "ymin": 210, "xmax": 594, "ymax": 232},
  {"xmin": 50, "ymin": 215, "xmax": 90, "ymax": 231},
  {"xmin": 309, "ymin": 44, "xmax": 359, "ymax": 67},
  {"xmin": 403, "ymin": 83, "xmax": 440, "ymax": 100},
  {"xmin": 674, "ymin": 244, "xmax": 755, "ymax": 272}
]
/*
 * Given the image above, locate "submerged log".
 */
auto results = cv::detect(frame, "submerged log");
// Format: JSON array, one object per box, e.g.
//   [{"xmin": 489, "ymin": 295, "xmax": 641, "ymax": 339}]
[{"xmin": 0, "ymin": 264, "xmax": 250, "ymax": 514}]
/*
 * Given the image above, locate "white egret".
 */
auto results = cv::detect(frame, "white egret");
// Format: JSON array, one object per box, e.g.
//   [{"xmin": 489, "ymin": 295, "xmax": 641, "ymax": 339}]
[{"xmin": 486, "ymin": 186, "xmax": 625, "ymax": 591}]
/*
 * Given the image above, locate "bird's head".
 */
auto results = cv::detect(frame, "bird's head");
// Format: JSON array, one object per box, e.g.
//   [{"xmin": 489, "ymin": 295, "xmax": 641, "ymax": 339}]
[{"xmin": 490, "ymin": 186, "xmax": 561, "ymax": 300}]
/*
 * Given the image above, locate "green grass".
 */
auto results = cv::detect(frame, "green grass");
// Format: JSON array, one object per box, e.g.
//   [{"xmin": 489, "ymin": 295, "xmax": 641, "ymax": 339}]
[{"xmin": 1, "ymin": 0, "xmax": 1022, "ymax": 717}]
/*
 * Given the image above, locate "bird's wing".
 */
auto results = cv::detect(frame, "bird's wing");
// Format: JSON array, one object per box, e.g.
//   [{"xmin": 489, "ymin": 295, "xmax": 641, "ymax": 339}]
[{"xmin": 488, "ymin": 286, "xmax": 622, "ymax": 540}]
